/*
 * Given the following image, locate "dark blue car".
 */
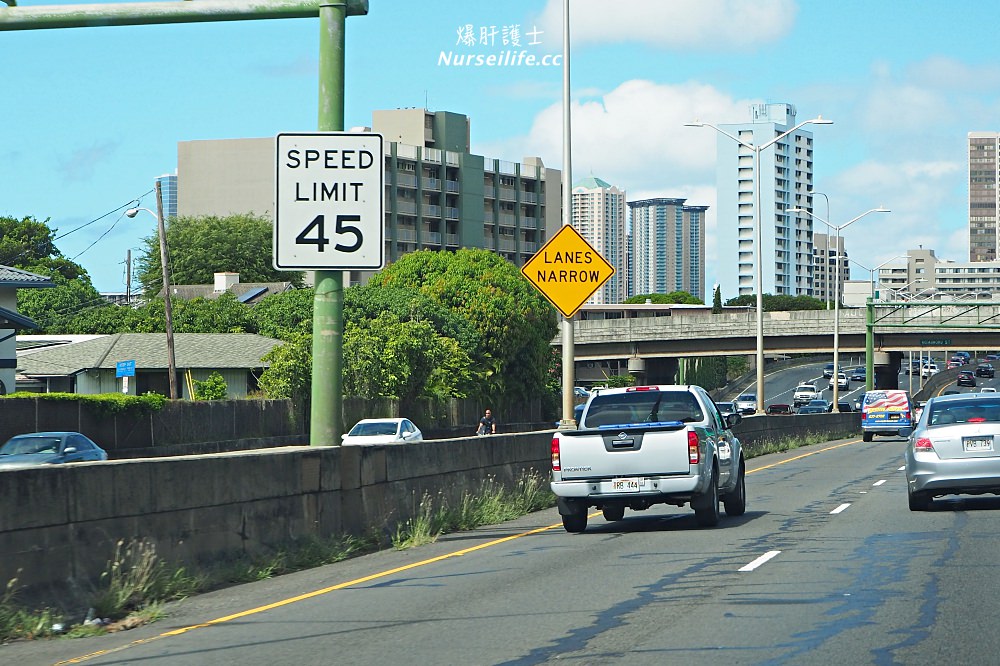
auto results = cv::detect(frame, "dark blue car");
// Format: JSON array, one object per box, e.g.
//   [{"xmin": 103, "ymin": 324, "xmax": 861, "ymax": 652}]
[{"xmin": 0, "ymin": 432, "xmax": 108, "ymax": 470}]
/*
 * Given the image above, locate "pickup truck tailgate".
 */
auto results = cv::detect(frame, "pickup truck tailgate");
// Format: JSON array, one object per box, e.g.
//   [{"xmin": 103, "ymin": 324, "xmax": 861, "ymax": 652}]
[{"xmin": 557, "ymin": 426, "xmax": 692, "ymax": 479}]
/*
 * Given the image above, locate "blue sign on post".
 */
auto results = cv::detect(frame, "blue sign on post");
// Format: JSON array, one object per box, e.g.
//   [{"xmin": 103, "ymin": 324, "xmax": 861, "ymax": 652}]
[{"xmin": 116, "ymin": 360, "xmax": 136, "ymax": 378}]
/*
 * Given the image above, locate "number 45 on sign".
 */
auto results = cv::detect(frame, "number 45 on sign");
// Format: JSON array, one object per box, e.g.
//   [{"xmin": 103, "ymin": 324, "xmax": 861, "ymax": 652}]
[{"xmin": 274, "ymin": 132, "xmax": 385, "ymax": 271}]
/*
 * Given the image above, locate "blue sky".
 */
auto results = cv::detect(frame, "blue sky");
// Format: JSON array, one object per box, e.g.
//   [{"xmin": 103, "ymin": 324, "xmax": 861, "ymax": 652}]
[{"xmin": 3, "ymin": 0, "xmax": 998, "ymax": 297}]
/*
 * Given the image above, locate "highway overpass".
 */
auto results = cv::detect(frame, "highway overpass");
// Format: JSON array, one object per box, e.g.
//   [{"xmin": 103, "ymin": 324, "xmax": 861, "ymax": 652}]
[{"xmin": 559, "ymin": 302, "xmax": 1000, "ymax": 361}]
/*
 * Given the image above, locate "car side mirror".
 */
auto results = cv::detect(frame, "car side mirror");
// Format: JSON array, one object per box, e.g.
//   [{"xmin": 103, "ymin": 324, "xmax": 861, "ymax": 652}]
[
  {"xmin": 63, "ymin": 446, "xmax": 77, "ymax": 454},
  {"xmin": 899, "ymin": 427, "xmax": 912, "ymax": 438},
  {"xmin": 727, "ymin": 413, "xmax": 742, "ymax": 427},
  {"xmin": 340, "ymin": 434, "xmax": 347, "ymax": 441}
]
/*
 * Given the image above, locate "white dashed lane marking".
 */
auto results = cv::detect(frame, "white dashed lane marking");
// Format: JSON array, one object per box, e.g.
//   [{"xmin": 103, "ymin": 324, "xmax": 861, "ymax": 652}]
[
  {"xmin": 873, "ymin": 479, "xmax": 886, "ymax": 487},
  {"xmin": 830, "ymin": 503, "xmax": 851, "ymax": 514},
  {"xmin": 739, "ymin": 550, "xmax": 782, "ymax": 572}
]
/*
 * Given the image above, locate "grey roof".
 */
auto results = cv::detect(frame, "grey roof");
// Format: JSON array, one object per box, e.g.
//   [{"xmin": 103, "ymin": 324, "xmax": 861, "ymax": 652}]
[
  {"xmin": 16, "ymin": 333, "xmax": 283, "ymax": 376},
  {"xmin": 161, "ymin": 282, "xmax": 294, "ymax": 304},
  {"xmin": 0, "ymin": 265, "xmax": 55, "ymax": 288},
  {"xmin": 0, "ymin": 306, "xmax": 38, "ymax": 330}
]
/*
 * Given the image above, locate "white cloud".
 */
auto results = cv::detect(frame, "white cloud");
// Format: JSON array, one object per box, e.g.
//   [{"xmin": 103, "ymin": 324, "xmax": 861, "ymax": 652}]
[
  {"xmin": 533, "ymin": 0, "xmax": 797, "ymax": 50},
  {"xmin": 829, "ymin": 159, "xmax": 967, "ymax": 272},
  {"xmin": 477, "ymin": 78, "xmax": 756, "ymax": 191}
]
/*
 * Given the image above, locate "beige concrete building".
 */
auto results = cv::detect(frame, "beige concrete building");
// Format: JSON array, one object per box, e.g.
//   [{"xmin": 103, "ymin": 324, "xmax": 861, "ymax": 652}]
[{"xmin": 177, "ymin": 109, "xmax": 562, "ymax": 283}]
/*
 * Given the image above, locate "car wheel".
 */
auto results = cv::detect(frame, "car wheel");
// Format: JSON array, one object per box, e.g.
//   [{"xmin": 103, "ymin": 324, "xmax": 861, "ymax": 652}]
[
  {"xmin": 862, "ymin": 432, "xmax": 873, "ymax": 442},
  {"xmin": 562, "ymin": 508, "xmax": 588, "ymax": 533},
  {"xmin": 602, "ymin": 505, "xmax": 625, "ymax": 522},
  {"xmin": 723, "ymin": 458, "xmax": 747, "ymax": 517},
  {"xmin": 908, "ymin": 487, "xmax": 931, "ymax": 511},
  {"xmin": 693, "ymin": 466, "xmax": 721, "ymax": 527}
]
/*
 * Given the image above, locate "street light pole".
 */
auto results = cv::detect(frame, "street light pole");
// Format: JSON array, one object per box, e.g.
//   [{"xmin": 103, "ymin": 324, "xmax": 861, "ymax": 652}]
[
  {"xmin": 812, "ymin": 191, "xmax": 831, "ymax": 309},
  {"xmin": 687, "ymin": 115, "xmax": 832, "ymax": 415},
  {"xmin": 850, "ymin": 255, "xmax": 908, "ymax": 302},
  {"xmin": 125, "ymin": 180, "xmax": 178, "ymax": 399},
  {"xmin": 789, "ymin": 206, "xmax": 890, "ymax": 411}
]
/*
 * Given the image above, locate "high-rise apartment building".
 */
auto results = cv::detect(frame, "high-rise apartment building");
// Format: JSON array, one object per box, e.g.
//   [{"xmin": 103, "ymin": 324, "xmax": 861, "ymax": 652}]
[
  {"xmin": 811, "ymin": 232, "xmax": 849, "ymax": 304},
  {"xmin": 572, "ymin": 177, "xmax": 626, "ymax": 304},
  {"xmin": 155, "ymin": 173, "xmax": 178, "ymax": 220},
  {"xmin": 969, "ymin": 132, "xmax": 999, "ymax": 262},
  {"xmin": 714, "ymin": 103, "xmax": 818, "ymax": 299},
  {"xmin": 176, "ymin": 109, "xmax": 562, "ymax": 282},
  {"xmin": 628, "ymin": 198, "xmax": 707, "ymax": 300}
]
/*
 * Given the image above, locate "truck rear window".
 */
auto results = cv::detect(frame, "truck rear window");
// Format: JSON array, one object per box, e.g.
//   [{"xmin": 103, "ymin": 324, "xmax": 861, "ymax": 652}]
[{"xmin": 586, "ymin": 390, "xmax": 703, "ymax": 428}]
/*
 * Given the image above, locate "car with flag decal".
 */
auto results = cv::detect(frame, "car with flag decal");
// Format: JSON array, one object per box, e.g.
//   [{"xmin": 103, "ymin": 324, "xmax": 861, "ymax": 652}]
[
  {"xmin": 549, "ymin": 384, "xmax": 746, "ymax": 533},
  {"xmin": 861, "ymin": 389, "xmax": 914, "ymax": 441}
]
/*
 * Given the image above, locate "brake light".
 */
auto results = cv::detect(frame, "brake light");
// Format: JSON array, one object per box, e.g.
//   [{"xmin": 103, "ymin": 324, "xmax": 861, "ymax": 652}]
[
  {"xmin": 551, "ymin": 435, "xmax": 561, "ymax": 471},
  {"xmin": 688, "ymin": 430, "xmax": 700, "ymax": 464},
  {"xmin": 626, "ymin": 386, "xmax": 658, "ymax": 392},
  {"xmin": 914, "ymin": 437, "xmax": 935, "ymax": 452},
  {"xmin": 969, "ymin": 417, "xmax": 986, "ymax": 423}
]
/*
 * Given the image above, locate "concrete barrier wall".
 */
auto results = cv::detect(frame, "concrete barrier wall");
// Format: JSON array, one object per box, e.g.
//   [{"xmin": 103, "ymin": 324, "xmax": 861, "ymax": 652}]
[{"xmin": 0, "ymin": 416, "xmax": 858, "ymax": 604}]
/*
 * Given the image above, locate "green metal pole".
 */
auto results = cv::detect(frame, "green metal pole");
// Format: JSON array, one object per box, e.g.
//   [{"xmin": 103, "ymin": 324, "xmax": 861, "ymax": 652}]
[
  {"xmin": 866, "ymin": 297, "xmax": 874, "ymax": 392},
  {"xmin": 311, "ymin": 1, "xmax": 346, "ymax": 446}
]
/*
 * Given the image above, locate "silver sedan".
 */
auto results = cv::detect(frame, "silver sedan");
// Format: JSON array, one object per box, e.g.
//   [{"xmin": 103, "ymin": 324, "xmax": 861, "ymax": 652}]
[{"xmin": 903, "ymin": 393, "xmax": 1000, "ymax": 510}]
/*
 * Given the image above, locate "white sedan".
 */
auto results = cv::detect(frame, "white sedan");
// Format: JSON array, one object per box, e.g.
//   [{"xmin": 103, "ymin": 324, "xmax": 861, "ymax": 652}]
[{"xmin": 342, "ymin": 418, "xmax": 423, "ymax": 445}]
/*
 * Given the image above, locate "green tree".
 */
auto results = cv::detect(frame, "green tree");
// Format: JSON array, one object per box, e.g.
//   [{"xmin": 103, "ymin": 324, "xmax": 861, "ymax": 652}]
[
  {"xmin": 16, "ymin": 270, "xmax": 108, "ymax": 333},
  {"xmin": 725, "ymin": 294, "xmax": 825, "ymax": 311},
  {"xmin": 169, "ymin": 293, "xmax": 257, "ymax": 333},
  {"xmin": 252, "ymin": 288, "xmax": 315, "ymax": 340},
  {"xmin": 258, "ymin": 333, "xmax": 312, "ymax": 404},
  {"xmin": 136, "ymin": 213, "xmax": 305, "ymax": 297},
  {"xmin": 193, "ymin": 372, "xmax": 228, "ymax": 400},
  {"xmin": 625, "ymin": 291, "xmax": 704, "ymax": 305},
  {"xmin": 712, "ymin": 285, "xmax": 723, "ymax": 313},
  {"xmin": 368, "ymin": 249, "xmax": 557, "ymax": 402},
  {"xmin": 343, "ymin": 311, "xmax": 473, "ymax": 404}
]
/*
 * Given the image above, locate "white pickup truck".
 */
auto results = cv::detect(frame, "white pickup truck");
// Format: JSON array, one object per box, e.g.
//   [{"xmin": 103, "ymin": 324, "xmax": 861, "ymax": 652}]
[
  {"xmin": 793, "ymin": 382, "xmax": 820, "ymax": 407},
  {"xmin": 550, "ymin": 385, "xmax": 746, "ymax": 533}
]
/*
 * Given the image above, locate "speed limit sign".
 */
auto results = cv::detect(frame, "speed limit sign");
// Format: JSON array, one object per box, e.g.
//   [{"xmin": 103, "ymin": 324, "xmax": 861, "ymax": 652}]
[{"xmin": 274, "ymin": 132, "xmax": 385, "ymax": 270}]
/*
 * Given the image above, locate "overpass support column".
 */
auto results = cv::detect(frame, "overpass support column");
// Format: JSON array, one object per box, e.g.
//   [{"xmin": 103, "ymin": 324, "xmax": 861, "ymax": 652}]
[
  {"xmin": 640, "ymin": 358, "xmax": 677, "ymax": 385},
  {"xmin": 873, "ymin": 351, "xmax": 903, "ymax": 390}
]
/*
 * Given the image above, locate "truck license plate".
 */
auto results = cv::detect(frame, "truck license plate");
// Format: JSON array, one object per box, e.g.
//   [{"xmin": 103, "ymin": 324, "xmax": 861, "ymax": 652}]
[
  {"xmin": 964, "ymin": 437, "xmax": 994, "ymax": 452},
  {"xmin": 611, "ymin": 477, "xmax": 641, "ymax": 492}
]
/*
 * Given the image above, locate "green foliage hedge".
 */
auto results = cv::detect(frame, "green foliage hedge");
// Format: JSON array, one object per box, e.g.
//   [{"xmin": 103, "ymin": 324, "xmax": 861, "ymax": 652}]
[{"xmin": 0, "ymin": 392, "xmax": 167, "ymax": 414}]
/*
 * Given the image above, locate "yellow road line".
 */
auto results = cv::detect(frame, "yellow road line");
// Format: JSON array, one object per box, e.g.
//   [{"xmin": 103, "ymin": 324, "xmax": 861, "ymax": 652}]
[
  {"xmin": 747, "ymin": 438, "xmax": 860, "ymax": 474},
  {"xmin": 58, "ymin": 437, "xmax": 858, "ymax": 664},
  {"xmin": 56, "ymin": 521, "xmax": 563, "ymax": 664}
]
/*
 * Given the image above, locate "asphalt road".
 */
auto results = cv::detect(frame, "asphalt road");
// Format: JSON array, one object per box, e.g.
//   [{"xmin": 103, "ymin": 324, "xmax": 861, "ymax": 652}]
[{"xmin": 10, "ymin": 432, "xmax": 1000, "ymax": 665}]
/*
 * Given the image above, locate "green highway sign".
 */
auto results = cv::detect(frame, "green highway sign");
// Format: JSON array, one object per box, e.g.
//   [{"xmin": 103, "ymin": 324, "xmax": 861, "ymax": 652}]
[{"xmin": 920, "ymin": 338, "xmax": 952, "ymax": 346}]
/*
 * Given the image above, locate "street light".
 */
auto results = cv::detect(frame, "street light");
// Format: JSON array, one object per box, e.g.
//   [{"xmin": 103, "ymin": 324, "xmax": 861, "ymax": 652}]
[
  {"xmin": 687, "ymin": 115, "xmax": 833, "ymax": 415},
  {"xmin": 849, "ymin": 254, "xmax": 908, "ymax": 301},
  {"xmin": 125, "ymin": 181, "xmax": 178, "ymax": 400},
  {"xmin": 788, "ymin": 206, "xmax": 890, "ymax": 411},
  {"xmin": 812, "ymin": 191, "xmax": 831, "ymax": 309},
  {"xmin": 882, "ymin": 277, "xmax": 928, "ymax": 300}
]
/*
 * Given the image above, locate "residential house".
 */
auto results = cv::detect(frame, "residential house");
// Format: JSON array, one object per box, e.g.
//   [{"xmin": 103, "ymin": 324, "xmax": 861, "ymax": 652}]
[
  {"xmin": 0, "ymin": 265, "xmax": 54, "ymax": 394},
  {"xmin": 16, "ymin": 333, "xmax": 283, "ymax": 398}
]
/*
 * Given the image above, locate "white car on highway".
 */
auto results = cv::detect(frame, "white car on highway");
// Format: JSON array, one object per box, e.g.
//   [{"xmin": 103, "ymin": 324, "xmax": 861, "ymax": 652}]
[
  {"xmin": 922, "ymin": 363, "xmax": 940, "ymax": 378},
  {"xmin": 829, "ymin": 373, "xmax": 849, "ymax": 390}
]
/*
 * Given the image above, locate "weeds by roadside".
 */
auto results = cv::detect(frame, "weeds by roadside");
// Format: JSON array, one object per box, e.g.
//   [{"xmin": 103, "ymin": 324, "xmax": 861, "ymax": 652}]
[
  {"xmin": 0, "ymin": 468, "xmax": 555, "ymax": 643},
  {"xmin": 746, "ymin": 430, "xmax": 859, "ymax": 458}
]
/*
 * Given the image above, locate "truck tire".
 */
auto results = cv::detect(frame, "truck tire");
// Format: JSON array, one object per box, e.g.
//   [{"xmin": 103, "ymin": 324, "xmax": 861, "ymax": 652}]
[
  {"xmin": 562, "ymin": 508, "xmax": 588, "ymax": 533},
  {"xmin": 723, "ymin": 459, "xmax": 747, "ymax": 517},
  {"xmin": 693, "ymin": 466, "xmax": 720, "ymax": 527},
  {"xmin": 602, "ymin": 505, "xmax": 625, "ymax": 522},
  {"xmin": 863, "ymin": 432, "xmax": 873, "ymax": 442}
]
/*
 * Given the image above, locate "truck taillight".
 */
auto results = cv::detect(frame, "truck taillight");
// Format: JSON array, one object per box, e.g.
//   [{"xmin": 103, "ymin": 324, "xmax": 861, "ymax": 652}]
[
  {"xmin": 914, "ymin": 437, "xmax": 935, "ymax": 452},
  {"xmin": 688, "ymin": 430, "xmax": 700, "ymax": 464},
  {"xmin": 551, "ymin": 435, "xmax": 561, "ymax": 471}
]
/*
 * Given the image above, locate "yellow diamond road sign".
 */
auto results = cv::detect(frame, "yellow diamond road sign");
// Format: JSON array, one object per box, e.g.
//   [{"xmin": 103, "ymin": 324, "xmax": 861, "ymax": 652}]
[{"xmin": 521, "ymin": 225, "xmax": 616, "ymax": 318}]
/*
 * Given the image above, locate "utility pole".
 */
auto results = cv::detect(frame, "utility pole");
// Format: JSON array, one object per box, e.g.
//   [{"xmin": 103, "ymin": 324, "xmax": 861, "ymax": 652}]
[{"xmin": 155, "ymin": 180, "xmax": 178, "ymax": 400}]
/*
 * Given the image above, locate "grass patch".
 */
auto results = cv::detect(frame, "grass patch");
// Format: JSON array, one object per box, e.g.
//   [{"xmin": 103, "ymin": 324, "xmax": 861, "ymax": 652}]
[
  {"xmin": 391, "ymin": 469, "xmax": 556, "ymax": 549},
  {"xmin": 746, "ymin": 430, "xmax": 859, "ymax": 458}
]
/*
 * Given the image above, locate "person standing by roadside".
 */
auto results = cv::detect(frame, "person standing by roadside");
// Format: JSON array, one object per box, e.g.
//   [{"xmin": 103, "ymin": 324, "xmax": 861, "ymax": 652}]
[{"xmin": 476, "ymin": 409, "xmax": 496, "ymax": 436}]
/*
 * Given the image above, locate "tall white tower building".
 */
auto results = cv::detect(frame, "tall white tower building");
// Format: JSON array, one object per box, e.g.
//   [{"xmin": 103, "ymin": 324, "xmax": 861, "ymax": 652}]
[
  {"xmin": 573, "ymin": 177, "xmax": 627, "ymax": 304},
  {"xmin": 714, "ymin": 103, "xmax": 818, "ymax": 299},
  {"xmin": 628, "ymin": 198, "xmax": 707, "ymax": 300}
]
